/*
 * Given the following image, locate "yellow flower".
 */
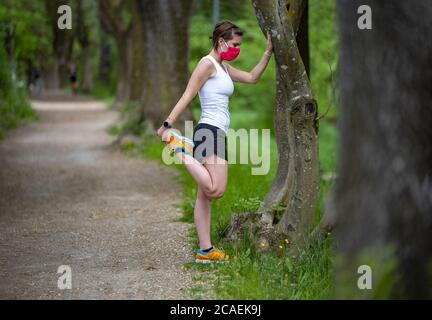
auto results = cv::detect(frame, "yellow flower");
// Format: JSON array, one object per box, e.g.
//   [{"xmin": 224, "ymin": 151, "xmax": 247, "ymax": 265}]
[
  {"xmin": 284, "ymin": 239, "xmax": 289, "ymax": 244},
  {"xmin": 260, "ymin": 242, "xmax": 267, "ymax": 247},
  {"xmin": 279, "ymin": 245, "xmax": 283, "ymax": 249}
]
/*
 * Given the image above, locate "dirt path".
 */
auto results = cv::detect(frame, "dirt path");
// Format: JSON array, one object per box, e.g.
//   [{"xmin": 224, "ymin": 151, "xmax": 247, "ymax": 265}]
[{"xmin": 0, "ymin": 95, "xmax": 198, "ymax": 299}]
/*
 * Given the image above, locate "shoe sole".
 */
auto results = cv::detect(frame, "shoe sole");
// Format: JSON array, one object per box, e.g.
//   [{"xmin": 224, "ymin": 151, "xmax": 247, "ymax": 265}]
[{"xmin": 195, "ymin": 259, "xmax": 229, "ymax": 264}]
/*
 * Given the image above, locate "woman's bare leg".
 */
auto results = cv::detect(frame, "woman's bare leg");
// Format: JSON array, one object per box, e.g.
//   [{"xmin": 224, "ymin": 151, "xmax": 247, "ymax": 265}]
[
  {"xmin": 194, "ymin": 186, "xmax": 212, "ymax": 250},
  {"xmin": 173, "ymin": 152, "xmax": 215, "ymax": 195},
  {"xmin": 195, "ymin": 155, "xmax": 228, "ymax": 250},
  {"xmin": 175, "ymin": 153, "xmax": 228, "ymax": 250},
  {"xmin": 203, "ymin": 156, "xmax": 228, "ymax": 198},
  {"xmin": 174, "ymin": 152, "xmax": 214, "ymax": 250}
]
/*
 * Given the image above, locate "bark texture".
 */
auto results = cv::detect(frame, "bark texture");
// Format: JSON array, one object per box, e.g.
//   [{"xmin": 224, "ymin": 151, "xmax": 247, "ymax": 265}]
[{"xmin": 334, "ymin": 0, "xmax": 432, "ymax": 298}]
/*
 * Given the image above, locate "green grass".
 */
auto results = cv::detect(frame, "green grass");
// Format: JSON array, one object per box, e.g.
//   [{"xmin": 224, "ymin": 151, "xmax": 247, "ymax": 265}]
[
  {"xmin": 0, "ymin": 90, "xmax": 39, "ymax": 139},
  {"xmin": 213, "ymin": 235, "xmax": 334, "ymax": 299}
]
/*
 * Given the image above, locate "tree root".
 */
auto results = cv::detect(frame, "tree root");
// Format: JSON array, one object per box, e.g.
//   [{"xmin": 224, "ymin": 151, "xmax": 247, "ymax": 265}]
[
  {"xmin": 223, "ymin": 209, "xmax": 335, "ymax": 253},
  {"xmin": 222, "ymin": 212, "xmax": 292, "ymax": 253}
]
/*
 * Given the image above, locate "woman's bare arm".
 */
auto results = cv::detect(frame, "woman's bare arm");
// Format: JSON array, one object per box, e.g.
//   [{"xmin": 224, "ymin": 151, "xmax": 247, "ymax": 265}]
[
  {"xmin": 225, "ymin": 30, "xmax": 273, "ymax": 84},
  {"xmin": 156, "ymin": 59, "xmax": 214, "ymax": 139},
  {"xmin": 166, "ymin": 59, "xmax": 214, "ymax": 124},
  {"xmin": 225, "ymin": 50, "xmax": 272, "ymax": 84}
]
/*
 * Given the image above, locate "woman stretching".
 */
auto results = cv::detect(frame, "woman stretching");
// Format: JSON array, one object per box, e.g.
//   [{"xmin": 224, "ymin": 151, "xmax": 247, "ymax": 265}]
[{"xmin": 157, "ymin": 20, "xmax": 273, "ymax": 263}]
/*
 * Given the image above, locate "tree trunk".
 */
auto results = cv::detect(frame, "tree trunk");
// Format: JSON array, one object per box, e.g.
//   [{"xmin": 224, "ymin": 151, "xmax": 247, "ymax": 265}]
[
  {"xmin": 133, "ymin": 0, "xmax": 194, "ymax": 133},
  {"xmin": 333, "ymin": 0, "xmax": 432, "ymax": 299},
  {"xmin": 226, "ymin": 0, "xmax": 319, "ymax": 250},
  {"xmin": 97, "ymin": 25, "xmax": 113, "ymax": 85},
  {"xmin": 41, "ymin": 59, "xmax": 60, "ymax": 90},
  {"xmin": 98, "ymin": 0, "xmax": 133, "ymax": 107},
  {"xmin": 44, "ymin": 0, "xmax": 75, "ymax": 90},
  {"xmin": 99, "ymin": 0, "xmax": 194, "ymax": 134},
  {"xmin": 80, "ymin": 49, "xmax": 93, "ymax": 93},
  {"xmin": 116, "ymin": 36, "xmax": 133, "ymax": 104},
  {"xmin": 4, "ymin": 22, "xmax": 14, "ymax": 64},
  {"xmin": 76, "ymin": 0, "xmax": 94, "ymax": 93}
]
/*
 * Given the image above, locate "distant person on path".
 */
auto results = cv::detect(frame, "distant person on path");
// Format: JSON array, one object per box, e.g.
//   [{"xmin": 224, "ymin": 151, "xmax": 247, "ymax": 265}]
[
  {"xmin": 68, "ymin": 62, "xmax": 79, "ymax": 95},
  {"xmin": 157, "ymin": 21, "xmax": 273, "ymax": 263}
]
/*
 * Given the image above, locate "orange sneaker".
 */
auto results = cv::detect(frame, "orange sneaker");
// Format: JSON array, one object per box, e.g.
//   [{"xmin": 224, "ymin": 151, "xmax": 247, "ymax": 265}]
[
  {"xmin": 195, "ymin": 246, "xmax": 229, "ymax": 264},
  {"xmin": 166, "ymin": 131, "xmax": 194, "ymax": 156}
]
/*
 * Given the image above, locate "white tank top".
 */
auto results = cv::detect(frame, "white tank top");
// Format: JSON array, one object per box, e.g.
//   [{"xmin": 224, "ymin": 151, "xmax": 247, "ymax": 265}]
[{"xmin": 197, "ymin": 55, "xmax": 234, "ymax": 134}]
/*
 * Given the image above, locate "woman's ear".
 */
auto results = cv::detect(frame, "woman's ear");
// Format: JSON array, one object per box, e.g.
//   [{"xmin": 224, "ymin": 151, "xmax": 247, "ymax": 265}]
[
  {"xmin": 218, "ymin": 39, "xmax": 225, "ymax": 51},
  {"xmin": 216, "ymin": 41, "xmax": 221, "ymax": 52}
]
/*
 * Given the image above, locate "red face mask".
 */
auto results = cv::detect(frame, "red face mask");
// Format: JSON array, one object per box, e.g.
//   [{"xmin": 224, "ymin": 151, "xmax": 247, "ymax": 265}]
[{"xmin": 220, "ymin": 39, "xmax": 240, "ymax": 61}]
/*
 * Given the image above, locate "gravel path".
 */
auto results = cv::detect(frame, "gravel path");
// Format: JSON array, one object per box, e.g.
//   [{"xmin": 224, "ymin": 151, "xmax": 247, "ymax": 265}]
[{"xmin": 0, "ymin": 95, "xmax": 199, "ymax": 299}]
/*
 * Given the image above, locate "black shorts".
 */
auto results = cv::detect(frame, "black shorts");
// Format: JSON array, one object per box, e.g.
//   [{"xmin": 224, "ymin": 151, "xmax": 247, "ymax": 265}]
[{"xmin": 193, "ymin": 123, "xmax": 228, "ymax": 163}]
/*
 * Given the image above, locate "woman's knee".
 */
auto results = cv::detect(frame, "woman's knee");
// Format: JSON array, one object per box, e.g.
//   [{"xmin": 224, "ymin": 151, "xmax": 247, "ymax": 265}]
[
  {"xmin": 197, "ymin": 187, "xmax": 212, "ymax": 201},
  {"xmin": 211, "ymin": 190, "xmax": 225, "ymax": 199},
  {"xmin": 204, "ymin": 186, "xmax": 226, "ymax": 200}
]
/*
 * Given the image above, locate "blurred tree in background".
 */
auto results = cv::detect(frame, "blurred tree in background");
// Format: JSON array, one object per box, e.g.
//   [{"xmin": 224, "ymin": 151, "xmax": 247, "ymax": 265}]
[
  {"xmin": 334, "ymin": 0, "xmax": 432, "ymax": 299},
  {"xmin": 98, "ymin": 0, "xmax": 133, "ymax": 106},
  {"xmin": 75, "ymin": 0, "xmax": 99, "ymax": 93},
  {"xmin": 100, "ymin": 0, "xmax": 195, "ymax": 135},
  {"xmin": 44, "ymin": 0, "xmax": 75, "ymax": 89},
  {"xmin": 0, "ymin": 0, "xmax": 41, "ymax": 138}
]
